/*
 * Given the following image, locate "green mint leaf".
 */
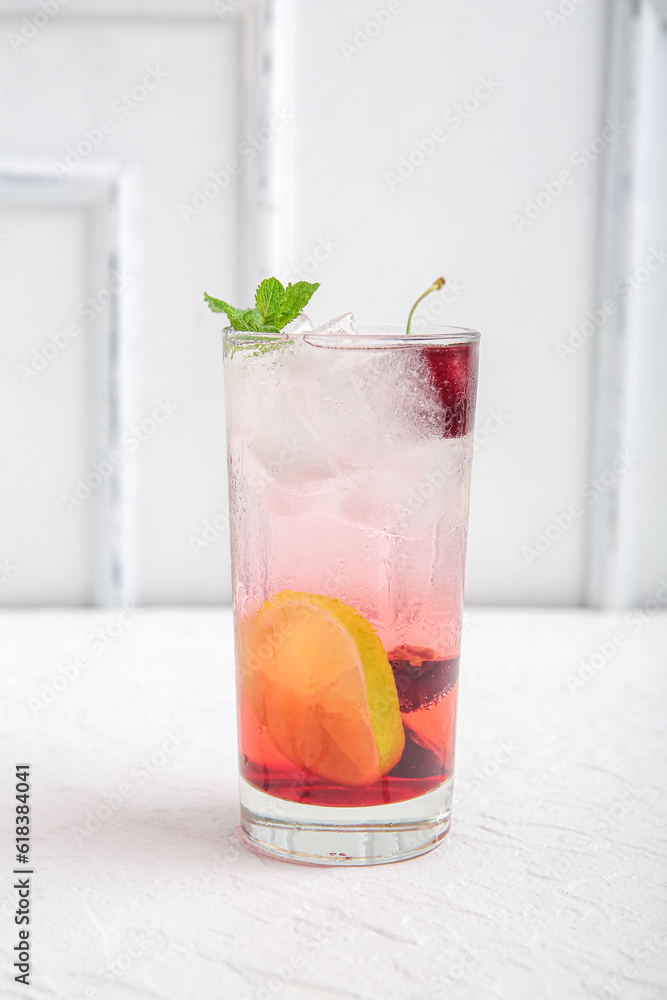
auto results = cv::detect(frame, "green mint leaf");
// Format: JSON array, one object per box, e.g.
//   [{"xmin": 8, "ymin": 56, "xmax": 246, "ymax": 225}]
[
  {"xmin": 203, "ymin": 292, "xmax": 229, "ymax": 313},
  {"xmin": 255, "ymin": 277, "xmax": 285, "ymax": 325},
  {"xmin": 280, "ymin": 281, "xmax": 320, "ymax": 325},
  {"xmin": 203, "ymin": 296, "xmax": 277, "ymax": 333},
  {"xmin": 241, "ymin": 308, "xmax": 281, "ymax": 334},
  {"xmin": 204, "ymin": 293, "xmax": 248, "ymax": 329},
  {"xmin": 204, "ymin": 276, "xmax": 320, "ymax": 339},
  {"xmin": 239, "ymin": 308, "xmax": 260, "ymax": 331}
]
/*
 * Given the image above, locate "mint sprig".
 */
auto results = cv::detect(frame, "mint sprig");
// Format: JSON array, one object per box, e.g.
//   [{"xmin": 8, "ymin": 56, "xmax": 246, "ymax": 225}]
[{"xmin": 205, "ymin": 277, "xmax": 320, "ymax": 333}]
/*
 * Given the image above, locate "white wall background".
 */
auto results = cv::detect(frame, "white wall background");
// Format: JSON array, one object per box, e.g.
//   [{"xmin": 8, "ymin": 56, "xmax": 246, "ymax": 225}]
[{"xmin": 0, "ymin": 0, "xmax": 665, "ymax": 608}]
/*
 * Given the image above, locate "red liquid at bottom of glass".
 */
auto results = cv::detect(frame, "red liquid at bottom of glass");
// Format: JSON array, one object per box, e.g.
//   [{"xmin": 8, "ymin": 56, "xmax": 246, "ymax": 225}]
[{"xmin": 240, "ymin": 653, "xmax": 459, "ymax": 808}]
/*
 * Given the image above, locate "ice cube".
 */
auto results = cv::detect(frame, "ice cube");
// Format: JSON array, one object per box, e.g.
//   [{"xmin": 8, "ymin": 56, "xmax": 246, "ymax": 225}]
[
  {"xmin": 249, "ymin": 387, "xmax": 341, "ymax": 484},
  {"xmin": 301, "ymin": 347, "xmax": 444, "ymax": 471},
  {"xmin": 392, "ymin": 437, "xmax": 473, "ymax": 536},
  {"xmin": 309, "ymin": 312, "xmax": 359, "ymax": 337},
  {"xmin": 337, "ymin": 438, "xmax": 459, "ymax": 533},
  {"xmin": 283, "ymin": 314, "xmax": 313, "ymax": 337}
]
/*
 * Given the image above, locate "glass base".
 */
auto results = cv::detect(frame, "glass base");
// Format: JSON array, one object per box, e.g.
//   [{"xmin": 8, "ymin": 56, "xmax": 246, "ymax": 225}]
[{"xmin": 239, "ymin": 776, "xmax": 453, "ymax": 866}]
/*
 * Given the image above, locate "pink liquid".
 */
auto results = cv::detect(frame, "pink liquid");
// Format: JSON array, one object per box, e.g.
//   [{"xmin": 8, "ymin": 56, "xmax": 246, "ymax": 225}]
[
  {"xmin": 227, "ymin": 336, "xmax": 478, "ymax": 809},
  {"xmin": 239, "ymin": 649, "xmax": 458, "ymax": 807}
]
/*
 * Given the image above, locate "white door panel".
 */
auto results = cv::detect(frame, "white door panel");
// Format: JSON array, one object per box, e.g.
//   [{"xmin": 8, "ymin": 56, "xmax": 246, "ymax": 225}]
[
  {"xmin": 0, "ymin": 204, "xmax": 92, "ymax": 604},
  {"xmin": 0, "ymin": 7, "xmax": 245, "ymax": 605}
]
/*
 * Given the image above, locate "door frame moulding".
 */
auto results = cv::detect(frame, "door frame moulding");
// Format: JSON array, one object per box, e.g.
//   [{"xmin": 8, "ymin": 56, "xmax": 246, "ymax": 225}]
[
  {"xmin": 0, "ymin": 164, "xmax": 140, "ymax": 606},
  {"xmin": 587, "ymin": 0, "xmax": 664, "ymax": 608}
]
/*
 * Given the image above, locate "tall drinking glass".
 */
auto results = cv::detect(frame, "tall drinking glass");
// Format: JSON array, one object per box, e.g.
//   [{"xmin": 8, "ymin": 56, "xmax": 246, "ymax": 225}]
[{"xmin": 223, "ymin": 323, "xmax": 479, "ymax": 864}]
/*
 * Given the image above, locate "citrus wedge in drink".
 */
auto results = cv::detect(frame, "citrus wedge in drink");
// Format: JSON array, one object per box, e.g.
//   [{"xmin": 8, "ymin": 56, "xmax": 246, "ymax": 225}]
[{"xmin": 239, "ymin": 591, "xmax": 405, "ymax": 787}]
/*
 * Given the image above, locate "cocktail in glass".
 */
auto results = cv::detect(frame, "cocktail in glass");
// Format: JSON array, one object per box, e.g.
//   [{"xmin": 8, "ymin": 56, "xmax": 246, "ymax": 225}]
[{"xmin": 223, "ymin": 321, "xmax": 479, "ymax": 864}]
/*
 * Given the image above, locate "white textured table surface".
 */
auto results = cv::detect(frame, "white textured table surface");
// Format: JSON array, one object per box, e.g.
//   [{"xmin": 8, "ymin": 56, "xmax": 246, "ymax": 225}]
[{"xmin": 1, "ymin": 608, "xmax": 666, "ymax": 1000}]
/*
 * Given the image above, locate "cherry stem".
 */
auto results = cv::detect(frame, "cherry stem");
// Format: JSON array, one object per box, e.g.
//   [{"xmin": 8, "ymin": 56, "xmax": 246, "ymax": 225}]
[{"xmin": 406, "ymin": 277, "xmax": 446, "ymax": 336}]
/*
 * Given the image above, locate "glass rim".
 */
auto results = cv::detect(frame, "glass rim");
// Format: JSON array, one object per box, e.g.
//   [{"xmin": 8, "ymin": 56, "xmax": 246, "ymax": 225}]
[{"xmin": 223, "ymin": 323, "xmax": 480, "ymax": 350}]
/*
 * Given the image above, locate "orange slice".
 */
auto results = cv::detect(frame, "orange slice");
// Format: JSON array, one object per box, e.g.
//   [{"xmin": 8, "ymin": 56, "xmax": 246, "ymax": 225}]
[{"xmin": 239, "ymin": 591, "xmax": 405, "ymax": 787}]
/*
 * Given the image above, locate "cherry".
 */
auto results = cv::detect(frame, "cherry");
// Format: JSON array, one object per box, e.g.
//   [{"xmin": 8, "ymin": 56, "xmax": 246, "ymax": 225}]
[
  {"xmin": 388, "ymin": 646, "xmax": 460, "ymax": 713},
  {"xmin": 422, "ymin": 342, "xmax": 474, "ymax": 437}
]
